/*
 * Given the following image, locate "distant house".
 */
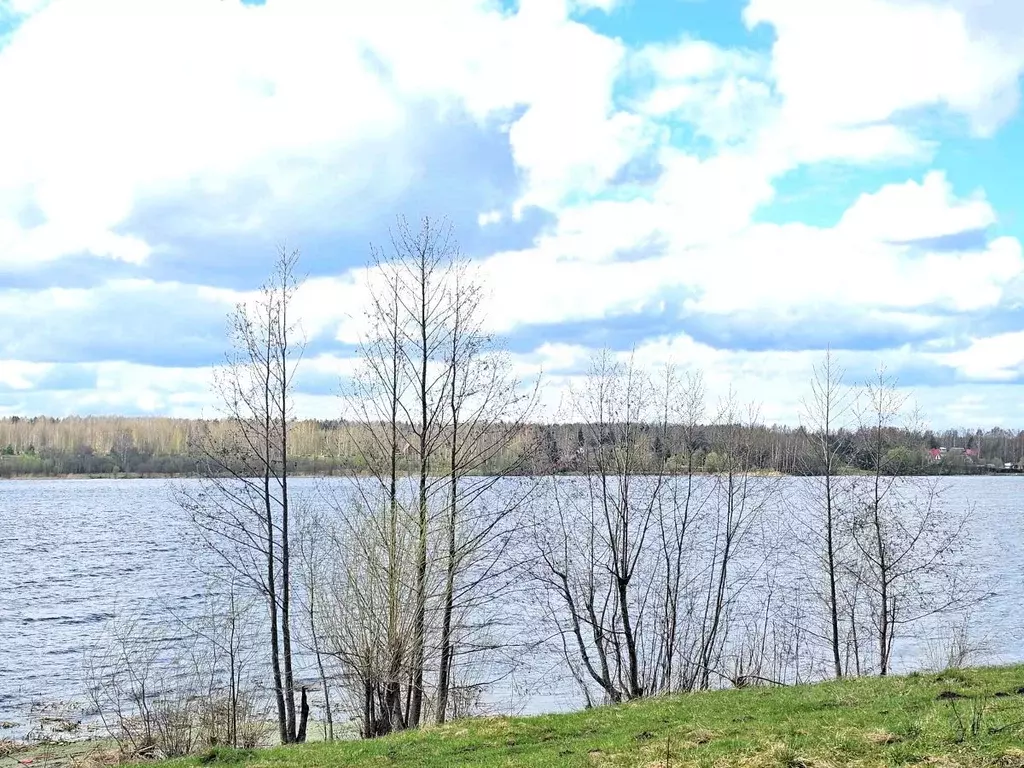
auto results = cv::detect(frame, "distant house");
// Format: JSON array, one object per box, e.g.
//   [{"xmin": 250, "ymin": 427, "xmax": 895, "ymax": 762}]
[{"xmin": 930, "ymin": 446, "xmax": 979, "ymax": 465}]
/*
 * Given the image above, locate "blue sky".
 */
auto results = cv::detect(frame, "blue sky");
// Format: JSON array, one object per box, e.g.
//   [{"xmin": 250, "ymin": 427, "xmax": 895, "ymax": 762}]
[{"xmin": 1, "ymin": 0, "xmax": 1023, "ymax": 427}]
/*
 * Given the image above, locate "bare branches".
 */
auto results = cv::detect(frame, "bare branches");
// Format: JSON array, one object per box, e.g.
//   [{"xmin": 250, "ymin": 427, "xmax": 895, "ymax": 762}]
[
  {"xmin": 321, "ymin": 216, "xmax": 540, "ymax": 737},
  {"xmin": 530, "ymin": 353, "xmax": 779, "ymax": 703},
  {"xmin": 177, "ymin": 247, "xmax": 308, "ymax": 743},
  {"xmin": 848, "ymin": 366, "xmax": 980, "ymax": 676},
  {"xmin": 798, "ymin": 349, "xmax": 855, "ymax": 679}
]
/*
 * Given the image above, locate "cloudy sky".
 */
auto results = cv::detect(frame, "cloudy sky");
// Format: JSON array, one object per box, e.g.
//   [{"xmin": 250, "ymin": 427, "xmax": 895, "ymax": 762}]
[{"xmin": 1, "ymin": 0, "xmax": 1023, "ymax": 427}]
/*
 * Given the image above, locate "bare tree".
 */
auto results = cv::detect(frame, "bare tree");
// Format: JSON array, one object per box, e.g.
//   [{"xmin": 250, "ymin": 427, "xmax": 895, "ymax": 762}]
[
  {"xmin": 434, "ymin": 261, "xmax": 539, "ymax": 725},
  {"xmin": 339, "ymin": 252, "xmax": 415, "ymax": 737},
  {"xmin": 392, "ymin": 216, "xmax": 458, "ymax": 728},
  {"xmin": 798, "ymin": 349, "xmax": 854, "ymax": 678},
  {"xmin": 177, "ymin": 247, "xmax": 309, "ymax": 743},
  {"xmin": 86, "ymin": 590, "xmax": 271, "ymax": 760},
  {"xmin": 531, "ymin": 353, "xmax": 777, "ymax": 704},
  {"xmin": 296, "ymin": 507, "xmax": 335, "ymax": 741},
  {"xmin": 651, "ymin": 367, "xmax": 708, "ymax": 694},
  {"xmin": 326, "ymin": 216, "xmax": 537, "ymax": 735},
  {"xmin": 332, "ymin": 217, "xmax": 456, "ymax": 732},
  {"xmin": 693, "ymin": 393, "xmax": 778, "ymax": 690},
  {"xmin": 851, "ymin": 367, "xmax": 975, "ymax": 676}
]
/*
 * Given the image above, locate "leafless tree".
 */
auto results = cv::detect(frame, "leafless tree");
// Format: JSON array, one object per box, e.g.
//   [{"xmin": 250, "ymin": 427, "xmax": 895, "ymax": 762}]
[
  {"xmin": 392, "ymin": 216, "xmax": 458, "ymax": 727},
  {"xmin": 651, "ymin": 366, "xmax": 708, "ymax": 693},
  {"xmin": 329, "ymin": 217, "xmax": 456, "ymax": 733},
  {"xmin": 177, "ymin": 247, "xmax": 309, "ymax": 742},
  {"xmin": 797, "ymin": 349, "xmax": 855, "ymax": 678},
  {"xmin": 168, "ymin": 580, "xmax": 272, "ymax": 750},
  {"xmin": 693, "ymin": 393, "xmax": 780, "ymax": 690},
  {"xmin": 531, "ymin": 353, "xmax": 781, "ymax": 704},
  {"xmin": 338, "ymin": 250, "xmax": 415, "ymax": 737},
  {"xmin": 434, "ymin": 261, "xmax": 539, "ymax": 724},
  {"xmin": 85, "ymin": 592, "xmax": 271, "ymax": 760},
  {"xmin": 326, "ymin": 216, "xmax": 537, "ymax": 735},
  {"xmin": 296, "ymin": 507, "xmax": 335, "ymax": 741},
  {"xmin": 851, "ymin": 366, "xmax": 976, "ymax": 676}
]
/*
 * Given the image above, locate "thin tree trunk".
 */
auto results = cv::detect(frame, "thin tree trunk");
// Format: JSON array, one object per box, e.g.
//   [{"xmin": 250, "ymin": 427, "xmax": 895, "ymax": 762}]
[
  {"xmin": 264, "ymin": 340, "xmax": 288, "ymax": 744},
  {"xmin": 873, "ymin": 419, "xmax": 890, "ymax": 676},
  {"xmin": 436, "ymin": 424, "xmax": 458, "ymax": 723},
  {"xmin": 825, "ymin": 469, "xmax": 842, "ymax": 679},
  {"xmin": 280, "ymin": 325, "xmax": 297, "ymax": 742},
  {"xmin": 296, "ymin": 688, "xmax": 310, "ymax": 743},
  {"xmin": 410, "ymin": 257, "xmax": 430, "ymax": 729}
]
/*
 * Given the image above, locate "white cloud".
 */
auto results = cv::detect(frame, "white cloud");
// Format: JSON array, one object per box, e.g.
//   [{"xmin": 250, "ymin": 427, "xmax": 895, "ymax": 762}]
[
  {"xmin": 462, "ymin": 172, "xmax": 1023, "ymax": 328},
  {"xmin": 635, "ymin": 0, "xmax": 1024, "ymax": 172},
  {"xmin": 0, "ymin": 360, "xmax": 55, "ymax": 390},
  {"xmin": 508, "ymin": 332, "xmax": 1024, "ymax": 428},
  {"xmin": 744, "ymin": 0, "xmax": 1024, "ymax": 139},
  {"xmin": 571, "ymin": 0, "xmax": 621, "ymax": 12},
  {"xmin": 0, "ymin": 0, "xmax": 641, "ymax": 263},
  {"xmin": 928, "ymin": 331, "xmax": 1024, "ymax": 381},
  {"xmin": 1, "ymin": 0, "xmax": 1023, "ymax": 424},
  {"xmin": 0, "ymin": 0, "xmax": 408, "ymax": 263},
  {"xmin": 636, "ymin": 38, "xmax": 774, "ymax": 146},
  {"xmin": 838, "ymin": 171, "xmax": 996, "ymax": 242},
  {"xmin": 478, "ymin": 209, "xmax": 503, "ymax": 226}
]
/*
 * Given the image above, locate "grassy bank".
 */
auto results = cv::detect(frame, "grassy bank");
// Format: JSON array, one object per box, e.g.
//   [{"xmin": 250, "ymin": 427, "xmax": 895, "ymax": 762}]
[
  {"xmin": 160, "ymin": 666, "xmax": 1024, "ymax": 767},
  {"xmin": 8, "ymin": 666, "xmax": 1024, "ymax": 767}
]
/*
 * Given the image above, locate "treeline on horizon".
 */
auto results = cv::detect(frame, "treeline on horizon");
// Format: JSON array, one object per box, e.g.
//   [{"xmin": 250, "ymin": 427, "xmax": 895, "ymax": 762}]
[{"xmin": 1, "ymin": 413, "xmax": 1021, "ymax": 478}]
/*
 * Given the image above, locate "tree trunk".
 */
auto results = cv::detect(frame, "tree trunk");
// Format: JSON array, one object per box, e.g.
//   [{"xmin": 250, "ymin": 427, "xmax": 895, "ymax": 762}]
[
  {"xmin": 409, "ymin": 258, "xmax": 430, "ymax": 729},
  {"xmin": 296, "ymin": 687, "xmax": 310, "ymax": 743},
  {"xmin": 436, "ymin": 472, "xmax": 458, "ymax": 723}
]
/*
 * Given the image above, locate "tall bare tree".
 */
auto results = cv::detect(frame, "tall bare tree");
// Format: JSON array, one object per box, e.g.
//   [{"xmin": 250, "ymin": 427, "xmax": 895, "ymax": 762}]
[
  {"xmin": 533, "ymin": 353, "xmax": 772, "ymax": 704},
  {"xmin": 434, "ymin": 261, "xmax": 539, "ymax": 724},
  {"xmin": 328, "ymin": 215, "xmax": 536, "ymax": 735},
  {"xmin": 178, "ymin": 247, "xmax": 308, "ymax": 743},
  {"xmin": 799, "ymin": 349, "xmax": 854, "ymax": 678},
  {"xmin": 652, "ymin": 367, "xmax": 708, "ymax": 694},
  {"xmin": 337, "ymin": 252, "xmax": 413, "ymax": 737},
  {"xmin": 393, "ymin": 217, "xmax": 458, "ymax": 727},
  {"xmin": 693, "ymin": 393, "xmax": 778, "ymax": 690},
  {"xmin": 851, "ymin": 367, "xmax": 974, "ymax": 676}
]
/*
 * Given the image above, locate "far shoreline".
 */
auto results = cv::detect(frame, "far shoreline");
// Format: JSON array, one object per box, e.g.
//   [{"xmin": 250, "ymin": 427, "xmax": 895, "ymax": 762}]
[{"xmin": 2, "ymin": 469, "xmax": 1022, "ymax": 481}]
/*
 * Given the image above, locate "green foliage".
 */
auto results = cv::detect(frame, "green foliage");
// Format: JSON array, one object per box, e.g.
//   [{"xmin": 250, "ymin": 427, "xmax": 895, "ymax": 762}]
[
  {"xmin": 703, "ymin": 450, "xmax": 723, "ymax": 473},
  {"xmin": 885, "ymin": 445, "xmax": 920, "ymax": 474},
  {"xmin": 142, "ymin": 666, "xmax": 1024, "ymax": 768},
  {"xmin": 0, "ymin": 415, "xmax": 1018, "ymax": 478}
]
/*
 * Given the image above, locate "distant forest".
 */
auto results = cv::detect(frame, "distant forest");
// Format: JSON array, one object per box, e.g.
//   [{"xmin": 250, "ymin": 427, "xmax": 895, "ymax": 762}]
[{"xmin": 0, "ymin": 415, "xmax": 1021, "ymax": 478}]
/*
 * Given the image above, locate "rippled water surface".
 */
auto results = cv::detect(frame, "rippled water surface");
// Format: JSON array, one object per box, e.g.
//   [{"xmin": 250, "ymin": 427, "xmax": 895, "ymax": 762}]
[{"xmin": 2, "ymin": 476, "xmax": 1023, "ymax": 738}]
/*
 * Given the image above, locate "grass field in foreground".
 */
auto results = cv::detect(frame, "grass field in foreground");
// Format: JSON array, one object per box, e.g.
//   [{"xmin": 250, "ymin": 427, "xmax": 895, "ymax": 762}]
[
  {"xmin": 161, "ymin": 666, "xmax": 1024, "ymax": 767},
  {"xmin": 19, "ymin": 665, "xmax": 1024, "ymax": 768}
]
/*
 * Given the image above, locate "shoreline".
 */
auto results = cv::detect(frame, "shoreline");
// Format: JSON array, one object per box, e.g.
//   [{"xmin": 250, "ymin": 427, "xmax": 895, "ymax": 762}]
[
  {"xmin": 7, "ymin": 665, "xmax": 1024, "ymax": 768},
  {"xmin": 1, "ymin": 469, "xmax": 1021, "ymax": 481}
]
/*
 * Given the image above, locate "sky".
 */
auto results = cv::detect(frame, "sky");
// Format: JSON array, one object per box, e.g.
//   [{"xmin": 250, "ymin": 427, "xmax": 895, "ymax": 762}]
[{"xmin": 1, "ymin": 0, "xmax": 1023, "ymax": 428}]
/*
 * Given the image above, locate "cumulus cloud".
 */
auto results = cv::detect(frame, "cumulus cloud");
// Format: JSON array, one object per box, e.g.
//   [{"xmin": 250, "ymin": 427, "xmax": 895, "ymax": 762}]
[
  {"xmin": 744, "ymin": 0, "xmax": 1024, "ymax": 140},
  {"xmin": 0, "ymin": 0, "xmax": 653, "ymax": 266},
  {"xmin": 1, "ymin": 0, "xmax": 1023, "ymax": 425},
  {"xmin": 838, "ymin": 171, "xmax": 997, "ymax": 243}
]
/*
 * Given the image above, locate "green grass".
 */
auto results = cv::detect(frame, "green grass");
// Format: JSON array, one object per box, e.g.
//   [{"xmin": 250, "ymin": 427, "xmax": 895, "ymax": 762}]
[{"xmin": 148, "ymin": 666, "xmax": 1024, "ymax": 766}]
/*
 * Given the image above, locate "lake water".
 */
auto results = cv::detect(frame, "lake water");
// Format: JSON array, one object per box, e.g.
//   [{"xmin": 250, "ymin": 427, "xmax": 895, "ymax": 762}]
[{"xmin": 2, "ymin": 476, "xmax": 1023, "ymax": 740}]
